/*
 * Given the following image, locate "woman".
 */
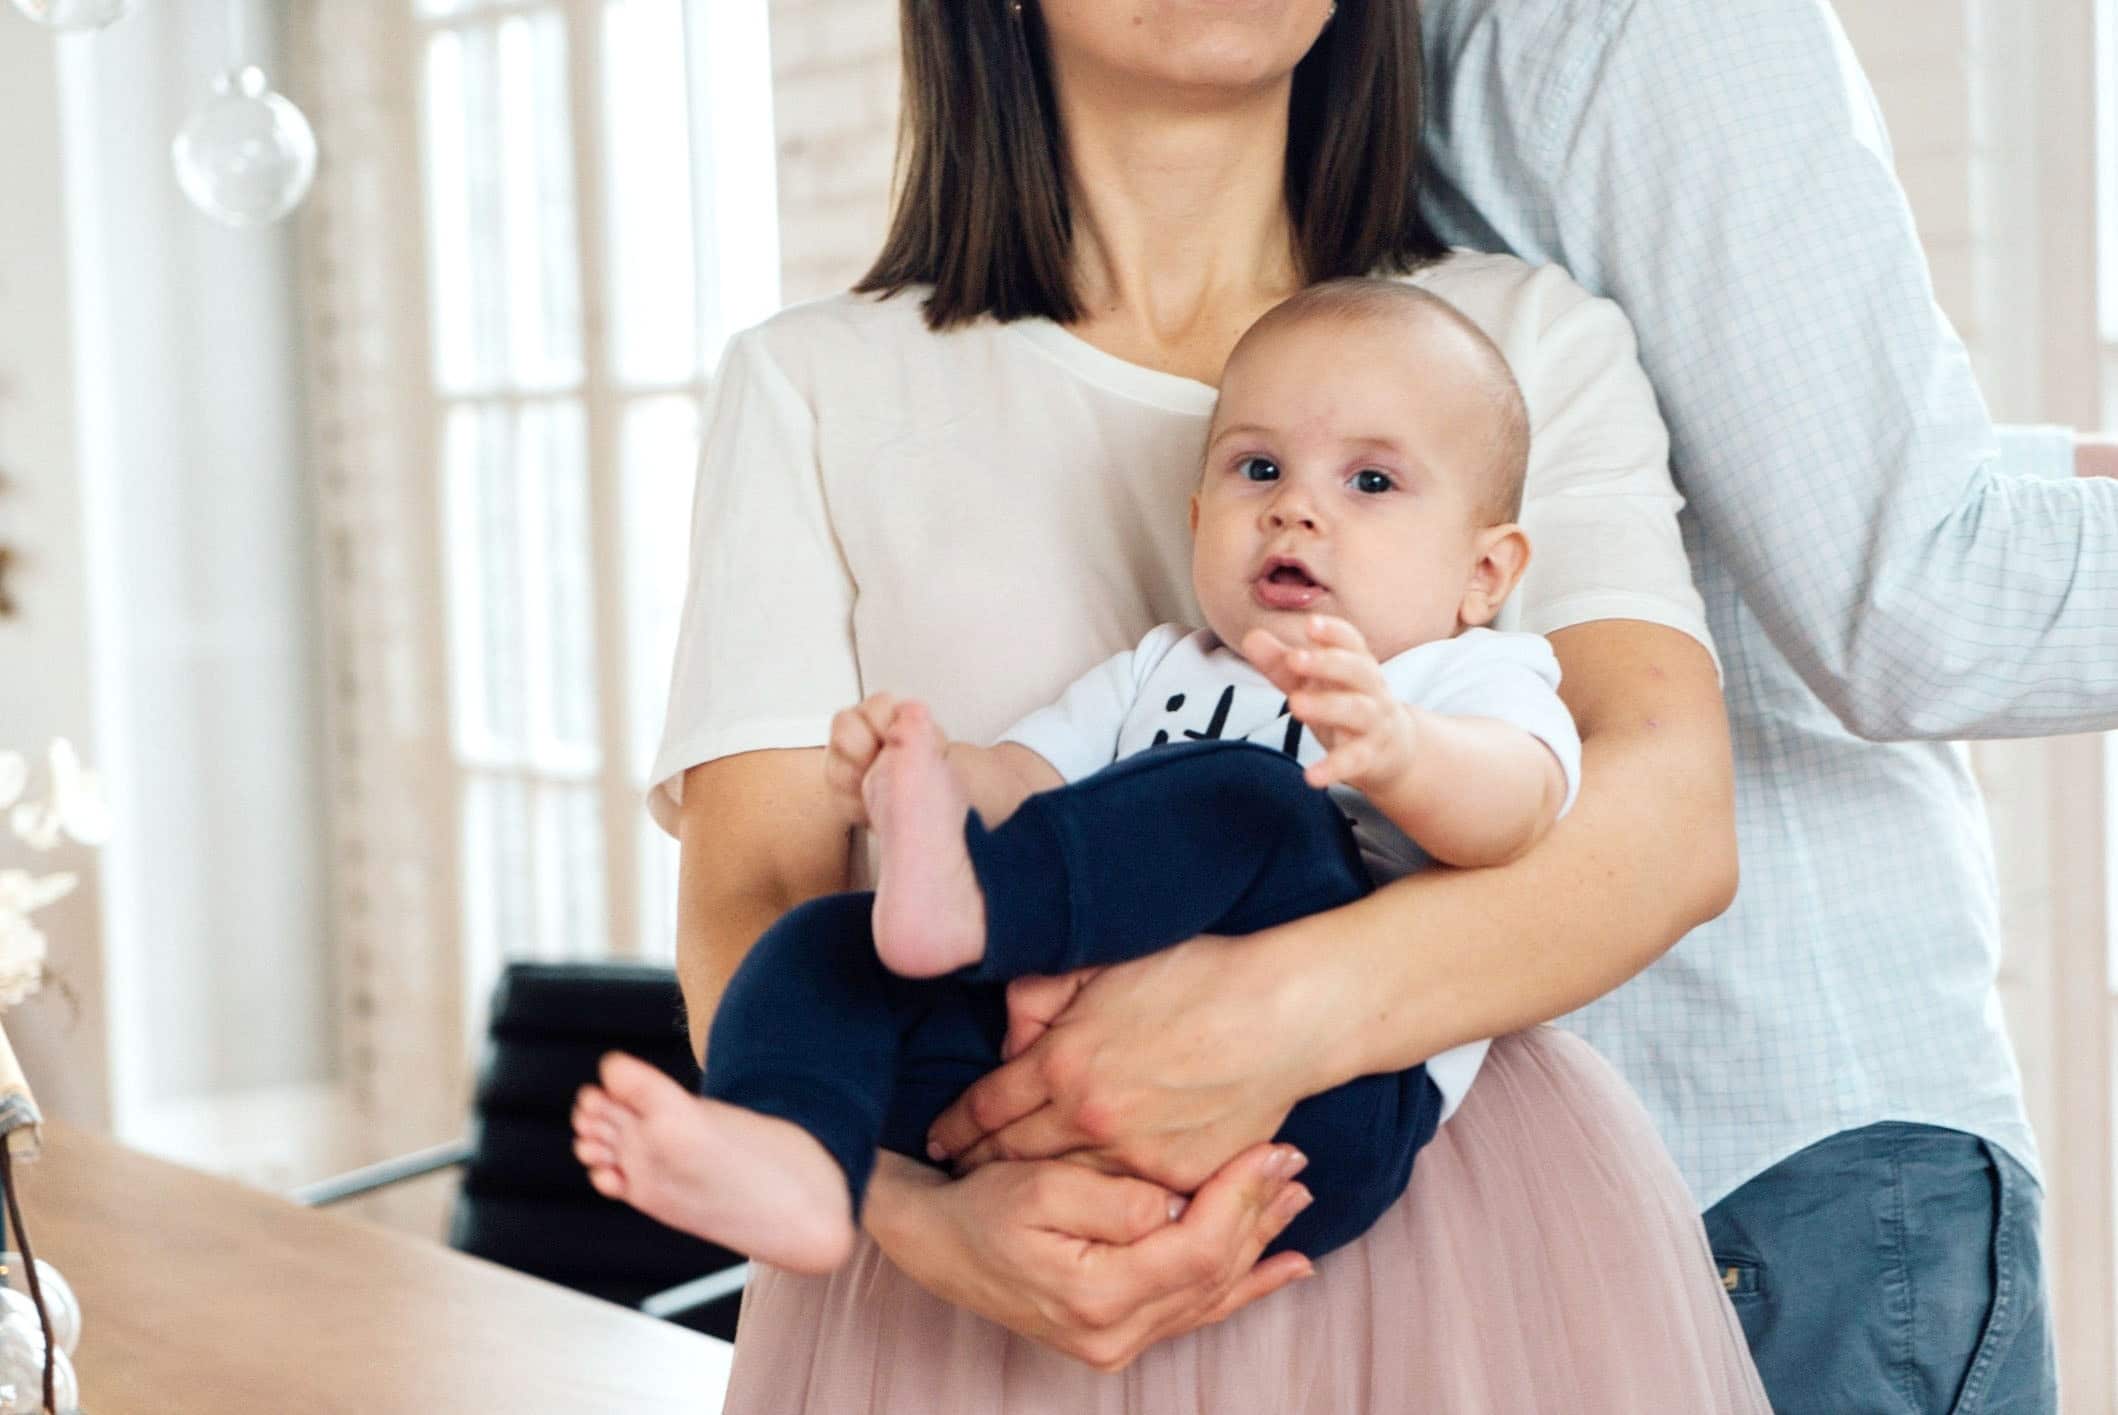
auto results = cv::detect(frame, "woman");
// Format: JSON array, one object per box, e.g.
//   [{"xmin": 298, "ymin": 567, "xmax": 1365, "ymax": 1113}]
[{"xmin": 646, "ymin": 0, "xmax": 1767, "ymax": 1408}]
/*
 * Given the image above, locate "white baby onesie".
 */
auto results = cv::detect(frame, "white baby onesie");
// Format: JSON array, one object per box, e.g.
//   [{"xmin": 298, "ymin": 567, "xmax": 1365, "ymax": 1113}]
[{"xmin": 998, "ymin": 623, "xmax": 1584, "ymax": 1122}]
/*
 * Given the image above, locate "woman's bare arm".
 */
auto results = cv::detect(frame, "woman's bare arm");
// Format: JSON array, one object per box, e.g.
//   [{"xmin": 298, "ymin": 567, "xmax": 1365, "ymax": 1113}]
[
  {"xmin": 945, "ymin": 741, "xmax": 1064, "ymax": 824},
  {"xmin": 928, "ymin": 620, "xmax": 1736, "ymax": 1186},
  {"xmin": 672, "ymin": 747, "xmax": 853, "ymax": 1059}
]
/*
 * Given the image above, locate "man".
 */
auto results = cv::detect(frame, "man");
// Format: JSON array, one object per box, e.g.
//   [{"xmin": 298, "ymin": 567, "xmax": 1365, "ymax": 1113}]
[{"xmin": 1418, "ymin": 0, "xmax": 2117, "ymax": 1407}]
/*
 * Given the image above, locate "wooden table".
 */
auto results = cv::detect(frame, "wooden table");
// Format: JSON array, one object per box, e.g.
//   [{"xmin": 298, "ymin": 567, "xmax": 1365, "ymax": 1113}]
[{"xmin": 19, "ymin": 1122, "xmax": 735, "ymax": 1413}]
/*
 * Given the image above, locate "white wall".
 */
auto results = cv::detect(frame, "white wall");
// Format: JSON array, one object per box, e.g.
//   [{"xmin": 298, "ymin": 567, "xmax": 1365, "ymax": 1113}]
[{"xmin": 0, "ymin": 4, "xmax": 334, "ymax": 1133}]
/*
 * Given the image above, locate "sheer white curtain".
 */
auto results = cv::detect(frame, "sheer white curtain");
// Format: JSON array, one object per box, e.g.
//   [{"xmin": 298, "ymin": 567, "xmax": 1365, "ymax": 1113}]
[{"xmin": 288, "ymin": 0, "xmax": 778, "ymax": 1190}]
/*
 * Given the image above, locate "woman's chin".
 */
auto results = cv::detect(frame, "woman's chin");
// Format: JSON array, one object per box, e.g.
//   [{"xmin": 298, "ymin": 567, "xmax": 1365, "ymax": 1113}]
[{"xmin": 1063, "ymin": 2, "xmax": 1325, "ymax": 99}]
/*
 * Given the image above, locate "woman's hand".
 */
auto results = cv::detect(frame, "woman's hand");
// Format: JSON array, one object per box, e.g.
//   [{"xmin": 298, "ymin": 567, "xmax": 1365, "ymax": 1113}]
[
  {"xmin": 924, "ymin": 927, "xmax": 1342, "ymax": 1192},
  {"xmin": 866, "ymin": 1145, "xmax": 1316, "ymax": 1372}
]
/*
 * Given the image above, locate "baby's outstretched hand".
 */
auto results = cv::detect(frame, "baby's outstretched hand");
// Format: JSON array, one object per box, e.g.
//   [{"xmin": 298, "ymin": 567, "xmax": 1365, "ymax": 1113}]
[
  {"xmin": 824, "ymin": 693, "xmax": 905, "ymax": 826},
  {"xmin": 1241, "ymin": 616, "xmax": 1416, "ymax": 793}
]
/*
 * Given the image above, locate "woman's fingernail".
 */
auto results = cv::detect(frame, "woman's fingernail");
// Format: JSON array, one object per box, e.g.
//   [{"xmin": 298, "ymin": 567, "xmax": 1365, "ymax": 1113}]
[
  {"xmin": 1284, "ymin": 1150, "xmax": 1309, "ymax": 1180},
  {"xmin": 1297, "ymin": 1262, "xmax": 1317, "ymax": 1282},
  {"xmin": 1267, "ymin": 1184, "xmax": 1311, "ymax": 1224},
  {"xmin": 926, "ymin": 1139, "xmax": 946, "ymax": 1161},
  {"xmin": 1169, "ymin": 1196, "xmax": 1189, "ymax": 1222},
  {"xmin": 1265, "ymin": 1147, "xmax": 1294, "ymax": 1178}
]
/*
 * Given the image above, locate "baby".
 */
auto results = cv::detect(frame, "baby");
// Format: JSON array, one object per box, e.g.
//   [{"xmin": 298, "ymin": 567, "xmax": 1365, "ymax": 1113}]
[{"xmin": 573, "ymin": 279, "xmax": 1579, "ymax": 1273}]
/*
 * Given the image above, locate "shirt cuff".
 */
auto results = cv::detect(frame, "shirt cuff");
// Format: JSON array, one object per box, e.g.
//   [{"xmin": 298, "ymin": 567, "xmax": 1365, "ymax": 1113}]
[
  {"xmin": 1995, "ymin": 424, "xmax": 2078, "ymax": 481},
  {"xmin": 1516, "ymin": 592, "xmax": 1724, "ymax": 685},
  {"xmin": 645, "ymin": 713, "xmax": 838, "ymax": 836}
]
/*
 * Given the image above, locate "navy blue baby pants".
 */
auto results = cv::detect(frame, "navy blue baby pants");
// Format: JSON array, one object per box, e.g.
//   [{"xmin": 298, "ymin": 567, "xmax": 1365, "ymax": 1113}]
[{"xmin": 702, "ymin": 739, "xmax": 1443, "ymax": 1260}]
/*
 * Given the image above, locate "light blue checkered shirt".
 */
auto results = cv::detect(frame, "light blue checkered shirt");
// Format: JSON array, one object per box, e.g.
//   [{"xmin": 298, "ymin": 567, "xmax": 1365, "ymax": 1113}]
[{"xmin": 1418, "ymin": 0, "xmax": 2118, "ymax": 1207}]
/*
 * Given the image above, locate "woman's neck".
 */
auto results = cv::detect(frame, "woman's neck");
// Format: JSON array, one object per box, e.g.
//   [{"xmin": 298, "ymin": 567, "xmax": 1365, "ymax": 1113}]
[{"xmin": 1057, "ymin": 73, "xmax": 1303, "ymax": 384}]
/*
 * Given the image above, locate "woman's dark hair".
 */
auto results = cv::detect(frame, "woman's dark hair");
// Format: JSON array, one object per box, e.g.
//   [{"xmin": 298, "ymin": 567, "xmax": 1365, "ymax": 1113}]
[{"xmin": 855, "ymin": 1, "xmax": 1446, "ymax": 330}]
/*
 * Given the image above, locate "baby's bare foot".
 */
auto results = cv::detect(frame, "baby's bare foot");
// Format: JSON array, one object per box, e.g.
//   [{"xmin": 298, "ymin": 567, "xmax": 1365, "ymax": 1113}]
[
  {"xmin": 865, "ymin": 703, "xmax": 988, "ymax": 978},
  {"xmin": 571, "ymin": 1053, "xmax": 853, "ymax": 1274}
]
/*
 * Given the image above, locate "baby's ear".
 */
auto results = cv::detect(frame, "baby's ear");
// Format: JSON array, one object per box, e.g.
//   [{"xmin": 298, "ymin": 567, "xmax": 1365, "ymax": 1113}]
[{"xmin": 1459, "ymin": 524, "xmax": 1532, "ymax": 628}]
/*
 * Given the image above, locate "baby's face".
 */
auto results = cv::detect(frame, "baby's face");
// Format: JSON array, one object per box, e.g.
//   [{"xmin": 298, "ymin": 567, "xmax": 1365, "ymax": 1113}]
[{"xmin": 1191, "ymin": 313, "xmax": 1511, "ymax": 663}]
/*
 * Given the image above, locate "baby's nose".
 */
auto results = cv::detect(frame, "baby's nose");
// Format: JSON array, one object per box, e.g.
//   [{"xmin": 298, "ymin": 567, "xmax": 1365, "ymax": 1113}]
[{"xmin": 1265, "ymin": 498, "xmax": 1320, "ymax": 531}]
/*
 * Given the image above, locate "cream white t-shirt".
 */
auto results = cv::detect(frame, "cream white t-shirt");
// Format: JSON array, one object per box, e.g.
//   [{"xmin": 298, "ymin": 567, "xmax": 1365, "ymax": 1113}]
[{"xmin": 648, "ymin": 251, "xmax": 1711, "ymax": 842}]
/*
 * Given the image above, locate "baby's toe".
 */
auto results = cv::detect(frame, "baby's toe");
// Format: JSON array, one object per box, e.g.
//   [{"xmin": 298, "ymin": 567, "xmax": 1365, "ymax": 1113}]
[
  {"xmin": 598, "ymin": 1052, "xmax": 678, "ymax": 1111},
  {"xmin": 572, "ymin": 1102, "xmax": 618, "ymax": 1146}
]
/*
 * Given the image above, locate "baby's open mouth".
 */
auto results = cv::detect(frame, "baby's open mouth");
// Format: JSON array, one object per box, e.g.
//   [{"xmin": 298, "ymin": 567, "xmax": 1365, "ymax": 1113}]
[{"xmin": 1253, "ymin": 558, "xmax": 1327, "ymax": 610}]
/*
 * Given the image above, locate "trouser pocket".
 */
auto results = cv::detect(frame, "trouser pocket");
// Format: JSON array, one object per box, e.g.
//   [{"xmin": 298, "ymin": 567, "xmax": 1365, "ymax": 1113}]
[
  {"xmin": 1948, "ymin": 1140, "xmax": 2055, "ymax": 1415},
  {"xmin": 1702, "ymin": 1123, "xmax": 2054, "ymax": 1415}
]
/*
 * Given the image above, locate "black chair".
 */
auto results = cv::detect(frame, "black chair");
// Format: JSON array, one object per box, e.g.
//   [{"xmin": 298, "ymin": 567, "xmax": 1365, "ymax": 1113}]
[{"xmin": 295, "ymin": 961, "xmax": 748, "ymax": 1340}]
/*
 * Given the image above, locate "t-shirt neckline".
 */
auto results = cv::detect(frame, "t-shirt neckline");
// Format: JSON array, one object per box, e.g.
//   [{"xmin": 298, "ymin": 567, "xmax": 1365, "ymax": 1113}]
[{"xmin": 1007, "ymin": 319, "xmax": 1221, "ymax": 417}]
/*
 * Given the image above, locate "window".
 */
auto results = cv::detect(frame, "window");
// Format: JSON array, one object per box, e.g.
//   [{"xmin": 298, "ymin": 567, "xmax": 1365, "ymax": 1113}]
[{"xmin": 412, "ymin": 0, "xmax": 778, "ymax": 1023}]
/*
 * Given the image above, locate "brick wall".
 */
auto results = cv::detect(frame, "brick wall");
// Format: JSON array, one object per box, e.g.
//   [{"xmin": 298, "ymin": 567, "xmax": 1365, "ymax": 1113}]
[
  {"xmin": 1832, "ymin": 0, "xmax": 2041, "ymax": 414},
  {"xmin": 1835, "ymin": 2, "xmax": 1987, "ymax": 333},
  {"xmin": 767, "ymin": 0, "xmax": 900, "ymax": 303}
]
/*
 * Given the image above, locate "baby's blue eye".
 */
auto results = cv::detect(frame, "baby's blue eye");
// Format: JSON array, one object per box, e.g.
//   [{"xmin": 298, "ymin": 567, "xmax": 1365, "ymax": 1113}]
[
  {"xmin": 1351, "ymin": 468, "xmax": 1393, "ymax": 494},
  {"xmin": 1238, "ymin": 456, "xmax": 1280, "ymax": 482}
]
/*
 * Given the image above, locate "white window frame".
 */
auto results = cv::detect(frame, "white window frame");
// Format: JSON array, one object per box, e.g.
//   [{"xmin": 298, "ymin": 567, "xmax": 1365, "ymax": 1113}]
[
  {"xmin": 283, "ymin": 0, "xmax": 777, "ymax": 1213},
  {"xmin": 407, "ymin": 0, "xmax": 779, "ymax": 1012}
]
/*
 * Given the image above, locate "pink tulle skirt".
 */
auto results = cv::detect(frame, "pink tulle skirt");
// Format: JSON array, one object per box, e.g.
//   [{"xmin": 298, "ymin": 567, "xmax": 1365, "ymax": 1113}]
[{"xmin": 721, "ymin": 1026, "xmax": 1770, "ymax": 1413}]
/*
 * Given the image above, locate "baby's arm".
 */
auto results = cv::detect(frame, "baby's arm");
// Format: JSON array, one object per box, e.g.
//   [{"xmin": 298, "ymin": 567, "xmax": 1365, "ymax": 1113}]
[
  {"xmin": 1358, "ymin": 710, "xmax": 1566, "ymax": 868},
  {"xmin": 826, "ymin": 694, "xmax": 1062, "ymax": 829},
  {"xmin": 1243, "ymin": 619, "xmax": 1567, "ymax": 870}
]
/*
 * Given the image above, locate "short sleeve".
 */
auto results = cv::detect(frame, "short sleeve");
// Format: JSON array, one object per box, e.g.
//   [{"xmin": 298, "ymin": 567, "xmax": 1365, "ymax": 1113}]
[
  {"xmin": 996, "ymin": 623, "xmax": 1191, "ymax": 782},
  {"xmin": 645, "ymin": 331, "xmax": 861, "ymax": 835},
  {"xmin": 1504, "ymin": 279, "xmax": 1720, "ymax": 676},
  {"xmin": 1401, "ymin": 631, "xmax": 1584, "ymax": 817}
]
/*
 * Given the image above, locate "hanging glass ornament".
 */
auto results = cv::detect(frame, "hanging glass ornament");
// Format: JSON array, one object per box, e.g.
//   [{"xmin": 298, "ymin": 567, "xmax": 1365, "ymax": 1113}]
[
  {"xmin": 8, "ymin": 0, "xmax": 131, "ymax": 30},
  {"xmin": 0, "ymin": 1258, "xmax": 76, "ymax": 1359},
  {"xmin": 171, "ymin": 65, "xmax": 318, "ymax": 227},
  {"xmin": 0, "ymin": 1293, "xmax": 76, "ymax": 1413}
]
